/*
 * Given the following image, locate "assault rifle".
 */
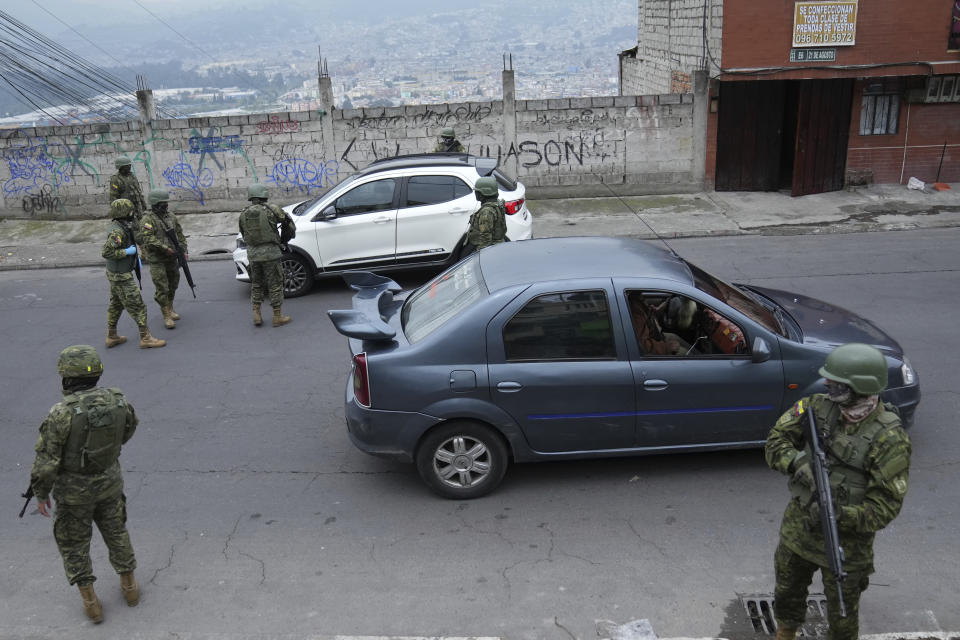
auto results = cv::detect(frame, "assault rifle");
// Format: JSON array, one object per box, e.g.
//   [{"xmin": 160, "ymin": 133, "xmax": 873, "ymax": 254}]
[
  {"xmin": 805, "ymin": 402, "xmax": 847, "ymax": 617},
  {"xmin": 18, "ymin": 484, "xmax": 34, "ymax": 518},
  {"xmin": 160, "ymin": 220, "xmax": 197, "ymax": 298}
]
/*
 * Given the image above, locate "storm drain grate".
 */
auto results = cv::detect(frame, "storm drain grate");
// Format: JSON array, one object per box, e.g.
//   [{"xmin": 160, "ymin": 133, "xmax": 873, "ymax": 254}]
[{"xmin": 739, "ymin": 594, "xmax": 829, "ymax": 636}]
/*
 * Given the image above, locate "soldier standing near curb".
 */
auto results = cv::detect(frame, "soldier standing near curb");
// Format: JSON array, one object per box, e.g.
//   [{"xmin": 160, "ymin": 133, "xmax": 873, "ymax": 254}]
[
  {"xmin": 29, "ymin": 345, "xmax": 141, "ymax": 623},
  {"xmin": 140, "ymin": 189, "xmax": 188, "ymax": 330},
  {"xmin": 765, "ymin": 343, "xmax": 911, "ymax": 640},
  {"xmin": 101, "ymin": 199, "xmax": 166, "ymax": 349},
  {"xmin": 108, "ymin": 157, "xmax": 147, "ymax": 222},
  {"xmin": 464, "ymin": 176, "xmax": 507, "ymax": 254},
  {"xmin": 238, "ymin": 184, "xmax": 295, "ymax": 327},
  {"xmin": 433, "ymin": 126, "xmax": 465, "ymax": 153}
]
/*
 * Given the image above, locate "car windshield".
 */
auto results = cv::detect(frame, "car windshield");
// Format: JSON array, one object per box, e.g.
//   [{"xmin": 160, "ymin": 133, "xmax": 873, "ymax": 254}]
[
  {"xmin": 402, "ymin": 255, "xmax": 489, "ymax": 343},
  {"xmin": 686, "ymin": 261, "xmax": 786, "ymax": 336}
]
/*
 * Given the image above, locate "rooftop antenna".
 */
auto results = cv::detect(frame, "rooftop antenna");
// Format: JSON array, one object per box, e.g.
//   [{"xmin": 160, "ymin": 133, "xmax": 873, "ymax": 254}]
[{"xmin": 602, "ymin": 182, "xmax": 681, "ymax": 258}]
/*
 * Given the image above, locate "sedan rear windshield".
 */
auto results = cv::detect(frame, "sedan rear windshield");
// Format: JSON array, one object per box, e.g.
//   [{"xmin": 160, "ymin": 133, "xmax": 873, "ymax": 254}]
[{"xmin": 402, "ymin": 255, "xmax": 489, "ymax": 343}]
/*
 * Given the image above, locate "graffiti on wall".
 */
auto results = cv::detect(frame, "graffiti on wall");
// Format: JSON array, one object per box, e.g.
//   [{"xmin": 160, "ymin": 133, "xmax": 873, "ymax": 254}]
[
  {"xmin": 22, "ymin": 185, "xmax": 64, "ymax": 215},
  {"xmin": 257, "ymin": 115, "xmax": 301, "ymax": 135},
  {"xmin": 2, "ymin": 137, "xmax": 71, "ymax": 198},
  {"xmin": 267, "ymin": 157, "xmax": 339, "ymax": 195},
  {"xmin": 162, "ymin": 154, "xmax": 215, "ymax": 204},
  {"xmin": 346, "ymin": 104, "xmax": 493, "ymax": 131}
]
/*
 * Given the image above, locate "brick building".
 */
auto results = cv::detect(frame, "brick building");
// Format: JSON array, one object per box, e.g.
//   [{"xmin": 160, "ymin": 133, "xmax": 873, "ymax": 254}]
[{"xmin": 621, "ymin": 0, "xmax": 960, "ymax": 194}]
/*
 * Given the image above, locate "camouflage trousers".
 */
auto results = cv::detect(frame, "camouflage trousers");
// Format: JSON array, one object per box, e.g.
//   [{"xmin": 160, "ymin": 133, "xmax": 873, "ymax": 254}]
[
  {"xmin": 53, "ymin": 493, "xmax": 136, "ymax": 586},
  {"xmin": 774, "ymin": 542, "xmax": 869, "ymax": 640},
  {"xmin": 149, "ymin": 258, "xmax": 180, "ymax": 308},
  {"xmin": 249, "ymin": 259, "xmax": 284, "ymax": 308},
  {"xmin": 106, "ymin": 271, "xmax": 147, "ymax": 327}
]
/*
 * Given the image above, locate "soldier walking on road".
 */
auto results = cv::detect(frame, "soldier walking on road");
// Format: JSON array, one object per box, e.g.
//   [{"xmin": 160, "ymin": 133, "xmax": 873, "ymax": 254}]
[
  {"xmin": 238, "ymin": 183, "xmax": 296, "ymax": 327},
  {"xmin": 140, "ymin": 189, "xmax": 188, "ymax": 329},
  {"xmin": 29, "ymin": 345, "xmax": 141, "ymax": 623},
  {"xmin": 765, "ymin": 343, "xmax": 911, "ymax": 640},
  {"xmin": 464, "ymin": 176, "xmax": 507, "ymax": 254},
  {"xmin": 433, "ymin": 126, "xmax": 465, "ymax": 153},
  {"xmin": 101, "ymin": 199, "xmax": 165, "ymax": 349},
  {"xmin": 108, "ymin": 157, "xmax": 147, "ymax": 222}
]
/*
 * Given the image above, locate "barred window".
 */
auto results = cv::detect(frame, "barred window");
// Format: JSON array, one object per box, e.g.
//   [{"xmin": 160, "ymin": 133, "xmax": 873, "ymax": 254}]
[{"xmin": 859, "ymin": 78, "xmax": 902, "ymax": 137}]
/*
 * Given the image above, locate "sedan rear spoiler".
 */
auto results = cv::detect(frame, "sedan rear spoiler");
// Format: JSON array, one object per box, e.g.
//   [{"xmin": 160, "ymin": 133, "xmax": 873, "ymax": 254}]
[{"xmin": 327, "ymin": 272, "xmax": 403, "ymax": 341}]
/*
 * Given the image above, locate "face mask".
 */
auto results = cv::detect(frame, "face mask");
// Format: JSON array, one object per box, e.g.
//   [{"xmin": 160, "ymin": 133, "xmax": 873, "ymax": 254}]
[{"xmin": 824, "ymin": 379, "xmax": 853, "ymax": 405}]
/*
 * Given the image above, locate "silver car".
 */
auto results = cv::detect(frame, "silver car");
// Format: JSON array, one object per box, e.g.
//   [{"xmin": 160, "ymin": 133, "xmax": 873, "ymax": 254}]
[{"xmin": 328, "ymin": 236, "xmax": 920, "ymax": 499}]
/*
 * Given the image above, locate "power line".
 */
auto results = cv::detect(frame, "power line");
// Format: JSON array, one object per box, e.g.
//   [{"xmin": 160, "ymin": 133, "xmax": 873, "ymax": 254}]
[
  {"xmin": 28, "ymin": 0, "xmax": 126, "ymax": 68},
  {"xmin": 129, "ymin": 0, "xmax": 217, "ymax": 63}
]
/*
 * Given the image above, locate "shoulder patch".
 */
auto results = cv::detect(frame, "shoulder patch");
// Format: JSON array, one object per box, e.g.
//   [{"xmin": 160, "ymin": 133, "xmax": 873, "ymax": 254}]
[
  {"xmin": 142, "ymin": 222, "xmax": 153, "ymax": 230},
  {"xmin": 790, "ymin": 399, "xmax": 806, "ymax": 418}
]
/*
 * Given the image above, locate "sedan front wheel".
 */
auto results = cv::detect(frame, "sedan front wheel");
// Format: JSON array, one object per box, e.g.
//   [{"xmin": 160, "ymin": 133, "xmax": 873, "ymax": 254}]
[{"xmin": 416, "ymin": 421, "xmax": 508, "ymax": 499}]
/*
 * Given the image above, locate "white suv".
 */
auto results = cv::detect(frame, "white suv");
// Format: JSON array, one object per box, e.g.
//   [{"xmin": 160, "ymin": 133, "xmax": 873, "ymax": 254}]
[{"xmin": 233, "ymin": 154, "xmax": 534, "ymax": 297}]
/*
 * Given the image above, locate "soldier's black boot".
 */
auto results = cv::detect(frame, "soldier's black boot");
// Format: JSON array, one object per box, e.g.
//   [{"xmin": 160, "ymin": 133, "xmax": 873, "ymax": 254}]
[
  {"xmin": 120, "ymin": 571, "xmax": 139, "ymax": 606},
  {"xmin": 78, "ymin": 584, "xmax": 103, "ymax": 623}
]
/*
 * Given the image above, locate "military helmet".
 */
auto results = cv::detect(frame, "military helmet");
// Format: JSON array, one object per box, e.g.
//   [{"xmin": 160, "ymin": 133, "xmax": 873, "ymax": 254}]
[
  {"xmin": 247, "ymin": 183, "xmax": 269, "ymax": 201},
  {"xmin": 474, "ymin": 176, "xmax": 498, "ymax": 197},
  {"xmin": 440, "ymin": 127, "xmax": 455, "ymax": 139},
  {"xmin": 819, "ymin": 342, "xmax": 888, "ymax": 395},
  {"xmin": 148, "ymin": 189, "xmax": 170, "ymax": 205},
  {"xmin": 110, "ymin": 198, "xmax": 134, "ymax": 219},
  {"xmin": 57, "ymin": 345, "xmax": 103, "ymax": 378},
  {"xmin": 114, "ymin": 156, "xmax": 132, "ymax": 169}
]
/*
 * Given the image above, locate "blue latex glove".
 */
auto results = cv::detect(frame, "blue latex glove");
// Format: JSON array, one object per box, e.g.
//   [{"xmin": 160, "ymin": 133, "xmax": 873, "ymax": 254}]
[{"xmin": 124, "ymin": 245, "xmax": 137, "ymax": 256}]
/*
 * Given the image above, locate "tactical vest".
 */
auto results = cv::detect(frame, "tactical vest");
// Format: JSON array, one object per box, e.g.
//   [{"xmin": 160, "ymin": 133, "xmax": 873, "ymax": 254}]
[
  {"xmin": 104, "ymin": 220, "xmax": 137, "ymax": 273},
  {"xmin": 240, "ymin": 204, "xmax": 279, "ymax": 247},
  {"xmin": 468, "ymin": 199, "xmax": 507, "ymax": 246},
  {"xmin": 789, "ymin": 395, "xmax": 902, "ymax": 507},
  {"xmin": 494, "ymin": 199, "xmax": 508, "ymax": 241},
  {"xmin": 61, "ymin": 388, "xmax": 128, "ymax": 475}
]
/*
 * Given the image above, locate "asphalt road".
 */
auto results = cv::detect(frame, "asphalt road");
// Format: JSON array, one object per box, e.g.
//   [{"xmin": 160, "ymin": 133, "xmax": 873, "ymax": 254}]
[{"xmin": 1, "ymin": 229, "xmax": 958, "ymax": 640}]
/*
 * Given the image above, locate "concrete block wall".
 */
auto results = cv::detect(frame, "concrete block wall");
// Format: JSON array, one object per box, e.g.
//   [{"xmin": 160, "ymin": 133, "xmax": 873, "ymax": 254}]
[{"xmin": 1, "ymin": 90, "xmax": 699, "ymax": 219}]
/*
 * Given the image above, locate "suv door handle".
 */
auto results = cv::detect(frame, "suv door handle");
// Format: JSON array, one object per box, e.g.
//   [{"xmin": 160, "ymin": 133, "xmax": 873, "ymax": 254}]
[
  {"xmin": 643, "ymin": 379, "xmax": 668, "ymax": 390},
  {"xmin": 372, "ymin": 216, "xmax": 392, "ymax": 224},
  {"xmin": 496, "ymin": 381, "xmax": 523, "ymax": 392}
]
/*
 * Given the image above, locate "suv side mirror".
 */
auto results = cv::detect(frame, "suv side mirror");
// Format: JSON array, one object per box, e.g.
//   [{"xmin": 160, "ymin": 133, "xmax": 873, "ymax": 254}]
[
  {"xmin": 751, "ymin": 336, "xmax": 771, "ymax": 363},
  {"xmin": 315, "ymin": 205, "xmax": 337, "ymax": 222}
]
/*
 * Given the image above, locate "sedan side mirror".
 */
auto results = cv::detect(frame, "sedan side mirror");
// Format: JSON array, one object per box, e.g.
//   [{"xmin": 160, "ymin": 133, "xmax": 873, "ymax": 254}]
[
  {"xmin": 752, "ymin": 336, "xmax": 771, "ymax": 363},
  {"xmin": 314, "ymin": 205, "xmax": 337, "ymax": 222}
]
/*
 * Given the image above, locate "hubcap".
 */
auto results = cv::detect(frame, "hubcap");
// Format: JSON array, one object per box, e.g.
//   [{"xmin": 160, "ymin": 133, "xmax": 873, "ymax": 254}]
[
  {"xmin": 433, "ymin": 435, "xmax": 491, "ymax": 489},
  {"xmin": 282, "ymin": 259, "xmax": 306, "ymax": 294}
]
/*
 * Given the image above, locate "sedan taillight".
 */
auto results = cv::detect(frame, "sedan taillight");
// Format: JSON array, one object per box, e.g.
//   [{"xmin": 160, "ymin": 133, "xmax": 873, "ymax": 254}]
[
  {"xmin": 352, "ymin": 352, "xmax": 371, "ymax": 407},
  {"xmin": 504, "ymin": 198, "xmax": 524, "ymax": 215}
]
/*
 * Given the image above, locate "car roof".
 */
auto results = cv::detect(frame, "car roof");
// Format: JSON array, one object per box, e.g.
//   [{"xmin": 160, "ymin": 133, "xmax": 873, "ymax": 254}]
[
  {"xmin": 477, "ymin": 236, "xmax": 695, "ymax": 292},
  {"xmin": 361, "ymin": 153, "xmax": 497, "ymax": 176}
]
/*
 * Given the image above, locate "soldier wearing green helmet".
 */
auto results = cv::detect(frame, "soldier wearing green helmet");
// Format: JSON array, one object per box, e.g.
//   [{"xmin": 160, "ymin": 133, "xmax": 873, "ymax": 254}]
[
  {"xmin": 29, "ymin": 345, "xmax": 141, "ymax": 623},
  {"xmin": 101, "ymin": 199, "xmax": 166, "ymax": 349},
  {"xmin": 433, "ymin": 126, "xmax": 465, "ymax": 153},
  {"xmin": 464, "ymin": 176, "xmax": 507, "ymax": 253},
  {"xmin": 238, "ymin": 183, "xmax": 296, "ymax": 327},
  {"xmin": 765, "ymin": 342, "xmax": 911, "ymax": 640},
  {"xmin": 108, "ymin": 156, "xmax": 147, "ymax": 221},
  {"xmin": 140, "ymin": 189, "xmax": 188, "ymax": 329}
]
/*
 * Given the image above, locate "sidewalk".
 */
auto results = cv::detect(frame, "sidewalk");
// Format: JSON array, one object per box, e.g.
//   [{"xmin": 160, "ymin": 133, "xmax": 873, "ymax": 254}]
[{"xmin": 1, "ymin": 182, "xmax": 958, "ymax": 271}]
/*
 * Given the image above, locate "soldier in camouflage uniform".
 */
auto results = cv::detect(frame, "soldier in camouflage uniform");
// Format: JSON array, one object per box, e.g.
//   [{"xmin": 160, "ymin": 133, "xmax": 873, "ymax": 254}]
[
  {"xmin": 465, "ymin": 176, "xmax": 507, "ymax": 253},
  {"xmin": 140, "ymin": 189, "xmax": 188, "ymax": 330},
  {"xmin": 238, "ymin": 183, "xmax": 296, "ymax": 327},
  {"xmin": 108, "ymin": 157, "xmax": 147, "ymax": 222},
  {"xmin": 101, "ymin": 199, "xmax": 165, "ymax": 349},
  {"xmin": 765, "ymin": 343, "xmax": 911, "ymax": 640},
  {"xmin": 433, "ymin": 126, "xmax": 465, "ymax": 153},
  {"xmin": 30, "ymin": 345, "xmax": 140, "ymax": 623}
]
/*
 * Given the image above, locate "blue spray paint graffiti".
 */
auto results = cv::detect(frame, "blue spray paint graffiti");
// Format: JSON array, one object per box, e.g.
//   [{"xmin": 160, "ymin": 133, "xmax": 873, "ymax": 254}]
[
  {"xmin": 267, "ymin": 157, "xmax": 339, "ymax": 195},
  {"xmin": 162, "ymin": 156, "xmax": 215, "ymax": 205},
  {"xmin": 2, "ymin": 138, "xmax": 70, "ymax": 198}
]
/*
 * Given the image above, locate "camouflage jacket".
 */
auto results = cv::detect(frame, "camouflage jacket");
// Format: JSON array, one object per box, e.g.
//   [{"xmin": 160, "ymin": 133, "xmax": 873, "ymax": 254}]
[
  {"xmin": 765, "ymin": 393, "xmax": 911, "ymax": 571},
  {"xmin": 140, "ymin": 210, "xmax": 187, "ymax": 264},
  {"xmin": 101, "ymin": 219, "xmax": 138, "ymax": 273},
  {"xmin": 239, "ymin": 203, "xmax": 293, "ymax": 262},
  {"xmin": 467, "ymin": 198, "xmax": 507, "ymax": 250},
  {"xmin": 434, "ymin": 140, "xmax": 465, "ymax": 153},
  {"xmin": 109, "ymin": 172, "xmax": 147, "ymax": 218},
  {"xmin": 30, "ymin": 387, "xmax": 138, "ymax": 505}
]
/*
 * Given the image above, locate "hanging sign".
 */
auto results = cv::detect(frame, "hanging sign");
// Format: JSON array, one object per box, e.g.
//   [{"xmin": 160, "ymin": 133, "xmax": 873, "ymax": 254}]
[{"xmin": 793, "ymin": 2, "xmax": 858, "ymax": 47}]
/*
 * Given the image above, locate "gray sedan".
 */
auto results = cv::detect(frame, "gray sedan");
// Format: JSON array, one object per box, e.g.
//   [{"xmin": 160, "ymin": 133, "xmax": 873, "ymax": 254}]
[{"xmin": 328, "ymin": 237, "xmax": 920, "ymax": 499}]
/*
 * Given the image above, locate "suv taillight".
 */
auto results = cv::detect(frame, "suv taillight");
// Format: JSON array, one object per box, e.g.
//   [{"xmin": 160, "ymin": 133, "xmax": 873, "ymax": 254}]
[
  {"xmin": 352, "ymin": 352, "xmax": 371, "ymax": 407},
  {"xmin": 505, "ymin": 198, "xmax": 524, "ymax": 215}
]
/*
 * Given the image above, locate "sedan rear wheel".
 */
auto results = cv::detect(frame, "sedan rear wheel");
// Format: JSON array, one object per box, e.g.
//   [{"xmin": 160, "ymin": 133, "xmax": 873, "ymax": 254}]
[
  {"xmin": 280, "ymin": 252, "xmax": 314, "ymax": 298},
  {"xmin": 416, "ymin": 421, "xmax": 508, "ymax": 499}
]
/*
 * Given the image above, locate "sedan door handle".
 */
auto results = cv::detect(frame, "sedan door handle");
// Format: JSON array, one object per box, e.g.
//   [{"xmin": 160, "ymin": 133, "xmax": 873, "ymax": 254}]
[
  {"xmin": 372, "ymin": 216, "xmax": 392, "ymax": 224},
  {"xmin": 496, "ymin": 381, "xmax": 523, "ymax": 393},
  {"xmin": 643, "ymin": 379, "xmax": 668, "ymax": 390}
]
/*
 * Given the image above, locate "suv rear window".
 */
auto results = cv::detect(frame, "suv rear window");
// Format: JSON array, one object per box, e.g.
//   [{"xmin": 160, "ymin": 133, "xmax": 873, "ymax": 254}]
[
  {"xmin": 405, "ymin": 175, "xmax": 472, "ymax": 207},
  {"xmin": 402, "ymin": 255, "xmax": 488, "ymax": 343}
]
